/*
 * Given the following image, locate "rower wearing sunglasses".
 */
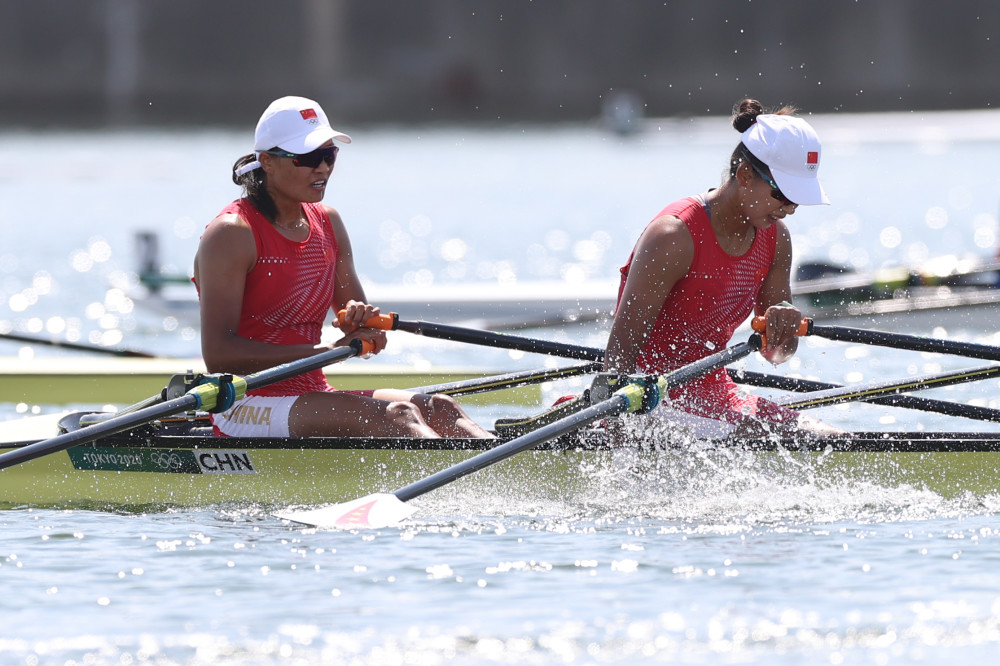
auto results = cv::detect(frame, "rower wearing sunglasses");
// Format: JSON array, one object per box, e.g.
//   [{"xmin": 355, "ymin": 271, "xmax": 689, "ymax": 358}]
[
  {"xmin": 603, "ymin": 98, "xmax": 842, "ymax": 438},
  {"xmin": 193, "ymin": 96, "xmax": 492, "ymax": 439}
]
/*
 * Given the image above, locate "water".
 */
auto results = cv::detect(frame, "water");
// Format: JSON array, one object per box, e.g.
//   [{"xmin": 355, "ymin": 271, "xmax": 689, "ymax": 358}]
[{"xmin": 4, "ymin": 110, "xmax": 1000, "ymax": 664}]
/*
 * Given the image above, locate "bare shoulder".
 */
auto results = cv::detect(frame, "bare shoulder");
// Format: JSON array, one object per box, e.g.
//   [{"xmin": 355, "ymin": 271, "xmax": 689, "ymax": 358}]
[
  {"xmin": 196, "ymin": 212, "xmax": 255, "ymax": 266},
  {"xmin": 638, "ymin": 214, "xmax": 694, "ymax": 254},
  {"xmin": 648, "ymin": 213, "xmax": 690, "ymax": 236},
  {"xmin": 319, "ymin": 204, "xmax": 355, "ymax": 256},
  {"xmin": 319, "ymin": 203, "xmax": 348, "ymax": 234},
  {"xmin": 773, "ymin": 218, "xmax": 792, "ymax": 240},
  {"xmin": 202, "ymin": 211, "xmax": 250, "ymax": 238},
  {"xmin": 771, "ymin": 218, "xmax": 792, "ymax": 250}
]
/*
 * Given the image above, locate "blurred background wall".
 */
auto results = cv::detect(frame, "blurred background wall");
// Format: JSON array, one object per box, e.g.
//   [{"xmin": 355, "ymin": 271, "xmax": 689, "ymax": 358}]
[{"xmin": 1, "ymin": 0, "xmax": 997, "ymax": 130}]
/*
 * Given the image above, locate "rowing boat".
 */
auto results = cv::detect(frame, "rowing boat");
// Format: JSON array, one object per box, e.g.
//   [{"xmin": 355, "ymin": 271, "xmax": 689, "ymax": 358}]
[
  {"xmin": 5, "ymin": 315, "xmax": 1000, "ymax": 523},
  {"xmin": 4, "ymin": 410, "xmax": 1000, "ymax": 509}
]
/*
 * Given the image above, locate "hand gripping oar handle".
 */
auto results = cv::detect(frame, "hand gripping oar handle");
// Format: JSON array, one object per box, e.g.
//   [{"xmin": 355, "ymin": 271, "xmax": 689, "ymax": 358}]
[
  {"xmin": 750, "ymin": 316, "xmax": 812, "ymax": 348},
  {"xmin": 340, "ymin": 310, "xmax": 603, "ymax": 361},
  {"xmin": 751, "ymin": 316, "xmax": 1000, "ymax": 362},
  {"xmin": 0, "ymin": 339, "xmax": 373, "ymax": 471}
]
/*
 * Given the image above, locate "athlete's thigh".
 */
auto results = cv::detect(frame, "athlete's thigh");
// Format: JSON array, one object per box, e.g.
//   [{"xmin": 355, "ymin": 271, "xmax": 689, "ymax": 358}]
[{"xmin": 289, "ymin": 391, "xmax": 395, "ymax": 437}]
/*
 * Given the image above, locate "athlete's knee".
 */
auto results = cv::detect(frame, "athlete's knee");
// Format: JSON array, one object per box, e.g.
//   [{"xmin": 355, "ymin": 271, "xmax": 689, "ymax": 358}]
[
  {"xmin": 386, "ymin": 400, "xmax": 436, "ymax": 437},
  {"xmin": 427, "ymin": 394, "xmax": 464, "ymax": 418}
]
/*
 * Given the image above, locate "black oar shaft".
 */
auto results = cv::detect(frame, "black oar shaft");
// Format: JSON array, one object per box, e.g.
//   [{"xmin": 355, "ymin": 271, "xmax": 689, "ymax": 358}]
[
  {"xmin": 244, "ymin": 341, "xmax": 365, "ymax": 390},
  {"xmin": 408, "ymin": 362, "xmax": 601, "ymax": 397},
  {"xmin": 661, "ymin": 338, "xmax": 761, "ymax": 388},
  {"xmin": 391, "ymin": 317, "xmax": 603, "ymax": 361},
  {"xmin": 0, "ymin": 331, "xmax": 155, "ymax": 358},
  {"xmin": 809, "ymin": 323, "xmax": 1000, "ymax": 362},
  {"xmin": 779, "ymin": 364, "xmax": 1000, "ymax": 409},
  {"xmin": 736, "ymin": 370, "xmax": 1000, "ymax": 423}
]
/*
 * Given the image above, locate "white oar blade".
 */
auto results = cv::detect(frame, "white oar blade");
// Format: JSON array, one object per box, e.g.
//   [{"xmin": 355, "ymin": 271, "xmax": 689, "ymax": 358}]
[{"xmin": 275, "ymin": 493, "xmax": 416, "ymax": 530}]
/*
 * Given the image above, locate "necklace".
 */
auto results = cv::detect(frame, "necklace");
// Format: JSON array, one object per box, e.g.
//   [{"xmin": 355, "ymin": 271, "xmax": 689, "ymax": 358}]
[{"xmin": 274, "ymin": 216, "xmax": 306, "ymax": 231}]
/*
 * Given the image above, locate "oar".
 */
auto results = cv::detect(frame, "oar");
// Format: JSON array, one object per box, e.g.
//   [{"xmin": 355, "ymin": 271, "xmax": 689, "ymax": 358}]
[
  {"xmin": 340, "ymin": 311, "xmax": 603, "ymax": 361},
  {"xmin": 0, "ymin": 330, "xmax": 156, "ymax": 358},
  {"xmin": 0, "ymin": 340, "xmax": 372, "ymax": 471},
  {"xmin": 407, "ymin": 362, "xmax": 601, "ymax": 398},
  {"xmin": 751, "ymin": 316, "xmax": 1000, "ymax": 362},
  {"xmin": 734, "ymin": 370, "xmax": 1000, "ymax": 423},
  {"xmin": 812, "ymin": 324, "xmax": 1000, "ymax": 361},
  {"xmin": 275, "ymin": 334, "xmax": 763, "ymax": 529},
  {"xmin": 775, "ymin": 363, "xmax": 1000, "ymax": 410}
]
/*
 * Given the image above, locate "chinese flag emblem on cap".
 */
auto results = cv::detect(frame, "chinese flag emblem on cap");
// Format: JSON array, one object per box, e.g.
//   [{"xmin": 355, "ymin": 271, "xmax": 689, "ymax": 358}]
[
  {"xmin": 300, "ymin": 109, "xmax": 318, "ymax": 120},
  {"xmin": 807, "ymin": 151, "xmax": 819, "ymax": 165}
]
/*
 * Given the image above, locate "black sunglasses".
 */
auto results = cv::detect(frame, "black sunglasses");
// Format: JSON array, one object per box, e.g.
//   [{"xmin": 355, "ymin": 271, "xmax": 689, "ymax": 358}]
[
  {"xmin": 264, "ymin": 145, "xmax": 338, "ymax": 169},
  {"xmin": 748, "ymin": 161, "xmax": 794, "ymax": 206}
]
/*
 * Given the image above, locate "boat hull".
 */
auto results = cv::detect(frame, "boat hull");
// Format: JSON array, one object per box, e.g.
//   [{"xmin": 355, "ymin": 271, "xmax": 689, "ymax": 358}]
[
  {"xmin": 5, "ymin": 427, "xmax": 1000, "ymax": 508},
  {"xmin": 0, "ymin": 445, "xmax": 574, "ymax": 508},
  {"xmin": 0, "ymin": 438, "xmax": 610, "ymax": 509}
]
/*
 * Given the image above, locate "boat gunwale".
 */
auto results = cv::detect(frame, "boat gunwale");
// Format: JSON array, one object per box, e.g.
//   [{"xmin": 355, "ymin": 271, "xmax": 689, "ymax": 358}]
[{"xmin": 7, "ymin": 430, "xmax": 1000, "ymax": 454}]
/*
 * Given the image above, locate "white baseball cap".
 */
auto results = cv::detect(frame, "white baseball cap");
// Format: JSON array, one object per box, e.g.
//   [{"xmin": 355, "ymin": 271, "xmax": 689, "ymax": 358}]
[
  {"xmin": 235, "ymin": 96, "xmax": 351, "ymax": 177},
  {"xmin": 741, "ymin": 114, "xmax": 829, "ymax": 205},
  {"xmin": 253, "ymin": 96, "xmax": 351, "ymax": 152}
]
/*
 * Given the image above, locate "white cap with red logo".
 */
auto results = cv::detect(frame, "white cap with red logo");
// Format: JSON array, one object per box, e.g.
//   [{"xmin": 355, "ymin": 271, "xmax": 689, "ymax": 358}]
[
  {"xmin": 235, "ymin": 96, "xmax": 351, "ymax": 177},
  {"xmin": 741, "ymin": 114, "xmax": 829, "ymax": 205}
]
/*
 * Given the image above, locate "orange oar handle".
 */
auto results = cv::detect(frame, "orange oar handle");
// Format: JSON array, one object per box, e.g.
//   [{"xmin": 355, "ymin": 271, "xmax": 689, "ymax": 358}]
[
  {"xmin": 750, "ymin": 316, "xmax": 812, "ymax": 347},
  {"xmin": 358, "ymin": 339, "xmax": 377, "ymax": 355},
  {"xmin": 337, "ymin": 309, "xmax": 398, "ymax": 331},
  {"xmin": 750, "ymin": 316, "xmax": 811, "ymax": 337}
]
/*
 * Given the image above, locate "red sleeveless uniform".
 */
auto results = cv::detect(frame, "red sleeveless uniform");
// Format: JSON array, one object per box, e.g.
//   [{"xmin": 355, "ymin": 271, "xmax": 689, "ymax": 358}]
[
  {"xmin": 618, "ymin": 196, "xmax": 797, "ymax": 425},
  {"xmin": 220, "ymin": 199, "xmax": 339, "ymax": 397}
]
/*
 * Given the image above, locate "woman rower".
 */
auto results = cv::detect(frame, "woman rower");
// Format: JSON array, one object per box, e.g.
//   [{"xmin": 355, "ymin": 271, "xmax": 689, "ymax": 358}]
[
  {"xmin": 603, "ymin": 98, "xmax": 841, "ymax": 438},
  {"xmin": 193, "ymin": 95, "xmax": 492, "ymax": 439}
]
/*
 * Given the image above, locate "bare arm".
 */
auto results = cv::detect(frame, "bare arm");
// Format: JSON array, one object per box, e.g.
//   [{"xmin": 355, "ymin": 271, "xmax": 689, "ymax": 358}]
[
  {"xmin": 327, "ymin": 206, "xmax": 372, "ymax": 319},
  {"xmin": 324, "ymin": 205, "xmax": 387, "ymax": 351},
  {"xmin": 193, "ymin": 214, "xmax": 324, "ymax": 374},
  {"xmin": 754, "ymin": 221, "xmax": 801, "ymax": 365},
  {"xmin": 603, "ymin": 215, "xmax": 694, "ymax": 373}
]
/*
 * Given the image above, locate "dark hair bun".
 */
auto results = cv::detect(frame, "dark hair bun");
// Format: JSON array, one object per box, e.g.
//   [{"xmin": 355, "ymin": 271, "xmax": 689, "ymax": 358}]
[{"xmin": 732, "ymin": 98, "xmax": 765, "ymax": 133}]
